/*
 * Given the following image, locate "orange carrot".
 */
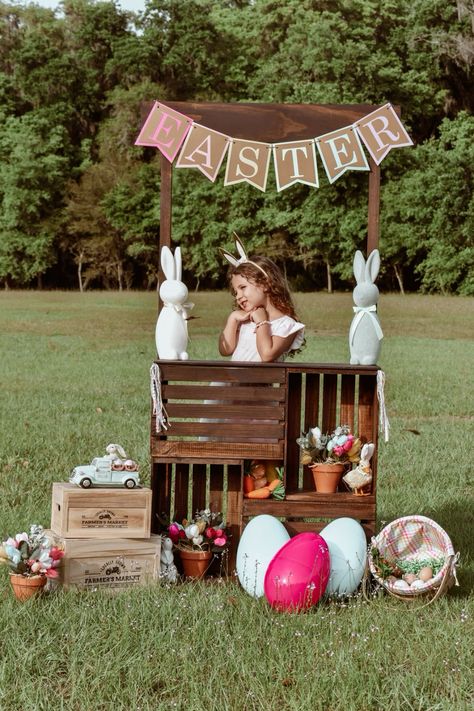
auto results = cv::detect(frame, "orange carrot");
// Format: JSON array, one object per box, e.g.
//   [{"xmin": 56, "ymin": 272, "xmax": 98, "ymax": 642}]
[
  {"xmin": 267, "ymin": 478, "xmax": 282, "ymax": 492},
  {"xmin": 243, "ymin": 475, "xmax": 255, "ymax": 494},
  {"xmin": 245, "ymin": 486, "xmax": 271, "ymax": 499}
]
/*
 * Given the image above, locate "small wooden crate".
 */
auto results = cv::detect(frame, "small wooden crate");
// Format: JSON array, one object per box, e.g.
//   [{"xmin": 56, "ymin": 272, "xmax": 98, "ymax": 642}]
[
  {"xmin": 50, "ymin": 483, "xmax": 152, "ymax": 539},
  {"xmin": 50, "ymin": 534, "xmax": 161, "ymax": 591}
]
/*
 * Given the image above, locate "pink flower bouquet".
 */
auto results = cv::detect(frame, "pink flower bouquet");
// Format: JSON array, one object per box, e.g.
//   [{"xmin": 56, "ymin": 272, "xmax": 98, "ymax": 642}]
[{"xmin": 0, "ymin": 525, "xmax": 64, "ymax": 578}]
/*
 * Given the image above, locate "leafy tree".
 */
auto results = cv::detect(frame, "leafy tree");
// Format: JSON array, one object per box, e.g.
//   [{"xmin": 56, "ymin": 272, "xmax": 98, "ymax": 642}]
[{"xmin": 0, "ymin": 109, "xmax": 71, "ymax": 287}]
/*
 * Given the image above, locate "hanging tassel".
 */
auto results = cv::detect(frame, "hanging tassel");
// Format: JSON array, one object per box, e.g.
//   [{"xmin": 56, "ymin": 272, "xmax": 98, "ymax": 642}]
[
  {"xmin": 377, "ymin": 369, "xmax": 390, "ymax": 443},
  {"xmin": 150, "ymin": 363, "xmax": 170, "ymax": 433}
]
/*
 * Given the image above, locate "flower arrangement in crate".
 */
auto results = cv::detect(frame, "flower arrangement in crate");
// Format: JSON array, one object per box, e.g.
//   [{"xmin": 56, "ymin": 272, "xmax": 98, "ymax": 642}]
[
  {"xmin": 296, "ymin": 425, "xmax": 361, "ymax": 493},
  {"xmin": 0, "ymin": 525, "xmax": 64, "ymax": 600},
  {"xmin": 167, "ymin": 509, "xmax": 230, "ymax": 579}
]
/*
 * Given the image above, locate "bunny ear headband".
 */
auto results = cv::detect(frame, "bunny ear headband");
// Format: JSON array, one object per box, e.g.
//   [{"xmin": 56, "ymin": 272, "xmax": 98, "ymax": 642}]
[{"xmin": 219, "ymin": 233, "xmax": 268, "ymax": 278}]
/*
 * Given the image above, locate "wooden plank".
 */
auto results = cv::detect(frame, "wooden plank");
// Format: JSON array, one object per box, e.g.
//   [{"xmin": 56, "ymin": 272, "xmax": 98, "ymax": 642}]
[
  {"xmin": 150, "ymin": 462, "xmax": 172, "ymax": 532},
  {"xmin": 303, "ymin": 373, "xmax": 320, "ymax": 430},
  {"xmin": 367, "ymin": 158, "xmax": 380, "ymax": 254},
  {"xmin": 282, "ymin": 520, "xmax": 374, "ymax": 541},
  {"xmin": 161, "ymin": 421, "xmax": 284, "ymax": 439},
  {"xmin": 191, "ymin": 463, "xmax": 207, "ymax": 516},
  {"xmin": 285, "ymin": 372, "xmax": 302, "ymax": 491},
  {"xmin": 321, "ymin": 373, "xmax": 338, "ymax": 432},
  {"xmin": 159, "ymin": 154, "xmax": 172, "ymax": 252},
  {"xmin": 340, "ymin": 374, "xmax": 356, "ymax": 431},
  {"xmin": 303, "ymin": 373, "xmax": 320, "ymax": 490},
  {"xmin": 243, "ymin": 495, "xmax": 375, "ymax": 519},
  {"xmin": 173, "ymin": 463, "xmax": 190, "ymax": 522},
  {"xmin": 358, "ymin": 374, "xmax": 376, "ymax": 443},
  {"xmin": 152, "ymin": 440, "xmax": 283, "ymax": 461},
  {"xmin": 158, "ymin": 364, "xmax": 286, "ymax": 383},
  {"xmin": 226, "ymin": 464, "xmax": 243, "ymax": 572},
  {"xmin": 156, "ymin": 360, "xmax": 379, "ymax": 376},
  {"xmin": 165, "ymin": 402, "xmax": 284, "ymax": 420},
  {"xmin": 162, "ymin": 384, "xmax": 286, "ymax": 402},
  {"xmin": 153, "ymin": 102, "xmax": 387, "ymax": 142},
  {"xmin": 209, "ymin": 465, "xmax": 224, "ymax": 515}
]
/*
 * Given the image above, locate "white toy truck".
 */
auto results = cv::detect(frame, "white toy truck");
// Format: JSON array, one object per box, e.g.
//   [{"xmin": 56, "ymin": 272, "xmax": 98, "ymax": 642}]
[{"xmin": 69, "ymin": 444, "xmax": 140, "ymax": 489}]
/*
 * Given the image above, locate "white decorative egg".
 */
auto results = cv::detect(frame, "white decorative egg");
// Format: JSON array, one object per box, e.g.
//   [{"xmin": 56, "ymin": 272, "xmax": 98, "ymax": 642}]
[
  {"xmin": 236, "ymin": 515, "xmax": 290, "ymax": 598},
  {"xmin": 410, "ymin": 579, "xmax": 426, "ymax": 590},
  {"xmin": 319, "ymin": 518, "xmax": 367, "ymax": 596},
  {"xmin": 393, "ymin": 579, "xmax": 410, "ymax": 590}
]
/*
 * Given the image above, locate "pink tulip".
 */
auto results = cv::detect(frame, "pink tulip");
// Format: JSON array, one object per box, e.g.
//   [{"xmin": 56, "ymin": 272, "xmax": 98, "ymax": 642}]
[
  {"xmin": 214, "ymin": 529, "xmax": 224, "ymax": 538},
  {"xmin": 214, "ymin": 536, "xmax": 227, "ymax": 547},
  {"xmin": 45, "ymin": 568, "xmax": 59, "ymax": 578},
  {"xmin": 205, "ymin": 527, "xmax": 216, "ymax": 539},
  {"xmin": 50, "ymin": 547, "xmax": 64, "ymax": 561}
]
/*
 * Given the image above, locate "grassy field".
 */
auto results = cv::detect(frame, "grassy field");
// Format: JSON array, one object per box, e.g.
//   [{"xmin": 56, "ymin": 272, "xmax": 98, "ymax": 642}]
[{"xmin": 0, "ymin": 291, "xmax": 473, "ymax": 711}]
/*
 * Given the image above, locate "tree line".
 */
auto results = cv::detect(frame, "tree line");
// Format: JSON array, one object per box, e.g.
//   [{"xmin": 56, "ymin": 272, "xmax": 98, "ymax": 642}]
[{"xmin": 0, "ymin": 0, "xmax": 473, "ymax": 294}]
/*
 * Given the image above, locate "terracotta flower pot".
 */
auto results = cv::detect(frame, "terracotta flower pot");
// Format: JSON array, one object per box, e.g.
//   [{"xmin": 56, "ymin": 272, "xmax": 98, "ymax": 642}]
[
  {"xmin": 9, "ymin": 573, "xmax": 47, "ymax": 601},
  {"xmin": 179, "ymin": 549, "xmax": 212, "ymax": 579},
  {"xmin": 310, "ymin": 463, "xmax": 345, "ymax": 493}
]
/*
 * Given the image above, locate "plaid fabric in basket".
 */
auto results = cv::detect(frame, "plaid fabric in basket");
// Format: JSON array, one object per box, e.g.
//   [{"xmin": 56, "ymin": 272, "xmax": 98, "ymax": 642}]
[{"xmin": 369, "ymin": 515, "xmax": 456, "ymax": 596}]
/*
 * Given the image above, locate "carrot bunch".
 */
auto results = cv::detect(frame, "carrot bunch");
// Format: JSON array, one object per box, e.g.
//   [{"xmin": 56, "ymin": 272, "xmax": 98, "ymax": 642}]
[{"xmin": 243, "ymin": 461, "xmax": 285, "ymax": 500}]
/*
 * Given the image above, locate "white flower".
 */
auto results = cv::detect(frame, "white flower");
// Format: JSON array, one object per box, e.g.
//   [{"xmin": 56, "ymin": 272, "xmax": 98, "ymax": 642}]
[{"xmin": 192, "ymin": 535, "xmax": 203, "ymax": 546}]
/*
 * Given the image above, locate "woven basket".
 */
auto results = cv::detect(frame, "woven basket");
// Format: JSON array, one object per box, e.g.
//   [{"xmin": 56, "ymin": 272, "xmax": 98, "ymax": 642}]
[{"xmin": 367, "ymin": 515, "xmax": 458, "ymax": 603}]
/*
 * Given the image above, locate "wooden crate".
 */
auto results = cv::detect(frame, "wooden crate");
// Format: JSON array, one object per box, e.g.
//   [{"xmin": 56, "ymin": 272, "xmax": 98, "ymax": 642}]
[
  {"xmin": 50, "ymin": 534, "xmax": 161, "ymax": 590},
  {"xmin": 151, "ymin": 361, "xmax": 380, "ymax": 565},
  {"xmin": 50, "ymin": 483, "xmax": 152, "ymax": 539}
]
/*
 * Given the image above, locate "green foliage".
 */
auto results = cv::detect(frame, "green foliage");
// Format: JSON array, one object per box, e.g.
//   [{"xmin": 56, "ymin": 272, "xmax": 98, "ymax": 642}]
[{"xmin": 0, "ymin": 0, "xmax": 473, "ymax": 291}]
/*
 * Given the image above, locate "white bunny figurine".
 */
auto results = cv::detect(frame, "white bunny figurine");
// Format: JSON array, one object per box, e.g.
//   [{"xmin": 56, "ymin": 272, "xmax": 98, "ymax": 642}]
[
  {"xmin": 105, "ymin": 443, "xmax": 127, "ymax": 460},
  {"xmin": 343, "ymin": 443, "xmax": 375, "ymax": 495},
  {"xmin": 160, "ymin": 536, "xmax": 178, "ymax": 583},
  {"xmin": 155, "ymin": 246, "xmax": 193, "ymax": 360},
  {"xmin": 349, "ymin": 249, "xmax": 383, "ymax": 365}
]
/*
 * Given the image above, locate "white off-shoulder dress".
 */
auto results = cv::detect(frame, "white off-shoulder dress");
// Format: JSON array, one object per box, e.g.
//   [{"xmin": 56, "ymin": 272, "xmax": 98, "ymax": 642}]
[{"xmin": 231, "ymin": 315, "xmax": 305, "ymax": 362}]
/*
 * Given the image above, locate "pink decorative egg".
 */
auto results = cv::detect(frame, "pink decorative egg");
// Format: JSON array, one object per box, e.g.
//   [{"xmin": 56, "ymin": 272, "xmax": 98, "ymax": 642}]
[{"xmin": 264, "ymin": 532, "xmax": 330, "ymax": 612}]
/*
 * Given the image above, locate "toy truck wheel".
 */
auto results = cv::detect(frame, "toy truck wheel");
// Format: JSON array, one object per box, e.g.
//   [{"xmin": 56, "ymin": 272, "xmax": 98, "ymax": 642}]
[
  {"xmin": 80, "ymin": 478, "xmax": 92, "ymax": 489},
  {"xmin": 124, "ymin": 478, "xmax": 136, "ymax": 489}
]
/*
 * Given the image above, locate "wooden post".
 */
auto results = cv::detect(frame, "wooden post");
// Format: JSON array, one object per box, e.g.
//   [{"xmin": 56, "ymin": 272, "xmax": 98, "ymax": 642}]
[
  {"xmin": 159, "ymin": 154, "xmax": 173, "ymax": 251},
  {"xmin": 367, "ymin": 157, "xmax": 380, "ymax": 255}
]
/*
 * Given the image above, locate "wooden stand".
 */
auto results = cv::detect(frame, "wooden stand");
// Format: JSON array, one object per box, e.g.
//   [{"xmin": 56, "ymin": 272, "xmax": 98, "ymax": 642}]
[{"xmin": 150, "ymin": 360, "xmax": 379, "ymax": 569}]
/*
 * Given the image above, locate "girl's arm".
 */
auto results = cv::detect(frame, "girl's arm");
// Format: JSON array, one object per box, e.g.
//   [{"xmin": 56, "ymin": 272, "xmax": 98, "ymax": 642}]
[
  {"xmin": 254, "ymin": 323, "xmax": 295, "ymax": 362},
  {"xmin": 219, "ymin": 310, "xmax": 249, "ymax": 356},
  {"xmin": 251, "ymin": 307, "xmax": 298, "ymax": 362}
]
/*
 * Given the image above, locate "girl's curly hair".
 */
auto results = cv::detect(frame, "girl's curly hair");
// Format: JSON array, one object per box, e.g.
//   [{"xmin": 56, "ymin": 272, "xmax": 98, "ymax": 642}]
[{"xmin": 227, "ymin": 255, "xmax": 305, "ymax": 356}]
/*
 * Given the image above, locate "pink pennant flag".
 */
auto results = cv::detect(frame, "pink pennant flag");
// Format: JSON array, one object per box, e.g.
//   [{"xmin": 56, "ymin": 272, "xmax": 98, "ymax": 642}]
[
  {"xmin": 175, "ymin": 123, "xmax": 230, "ymax": 182},
  {"xmin": 135, "ymin": 101, "xmax": 192, "ymax": 163},
  {"xmin": 316, "ymin": 127, "xmax": 369, "ymax": 184},
  {"xmin": 355, "ymin": 103, "xmax": 413, "ymax": 165},
  {"xmin": 224, "ymin": 139, "xmax": 272, "ymax": 192},
  {"xmin": 273, "ymin": 140, "xmax": 319, "ymax": 192}
]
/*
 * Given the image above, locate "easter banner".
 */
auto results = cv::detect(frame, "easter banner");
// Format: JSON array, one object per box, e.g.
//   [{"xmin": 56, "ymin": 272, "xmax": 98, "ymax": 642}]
[{"xmin": 136, "ymin": 101, "xmax": 412, "ymax": 191}]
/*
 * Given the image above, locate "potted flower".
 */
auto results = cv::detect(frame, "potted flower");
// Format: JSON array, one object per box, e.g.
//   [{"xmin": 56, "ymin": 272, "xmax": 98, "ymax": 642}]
[
  {"xmin": 296, "ymin": 426, "xmax": 361, "ymax": 493},
  {"xmin": 167, "ymin": 509, "xmax": 229, "ymax": 579},
  {"xmin": 0, "ymin": 525, "xmax": 64, "ymax": 600}
]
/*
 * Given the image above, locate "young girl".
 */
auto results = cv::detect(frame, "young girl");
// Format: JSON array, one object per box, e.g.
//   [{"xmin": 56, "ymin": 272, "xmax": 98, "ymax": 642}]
[{"xmin": 219, "ymin": 240, "xmax": 305, "ymax": 362}]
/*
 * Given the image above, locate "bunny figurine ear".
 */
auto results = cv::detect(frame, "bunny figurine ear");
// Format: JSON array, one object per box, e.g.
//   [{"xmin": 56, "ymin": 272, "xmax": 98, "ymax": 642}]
[
  {"xmin": 361, "ymin": 443, "xmax": 375, "ymax": 461},
  {"xmin": 161, "ymin": 246, "xmax": 176, "ymax": 280},
  {"xmin": 365, "ymin": 249, "xmax": 380, "ymax": 284},
  {"xmin": 353, "ymin": 250, "xmax": 366, "ymax": 285},
  {"xmin": 174, "ymin": 246, "xmax": 182, "ymax": 281}
]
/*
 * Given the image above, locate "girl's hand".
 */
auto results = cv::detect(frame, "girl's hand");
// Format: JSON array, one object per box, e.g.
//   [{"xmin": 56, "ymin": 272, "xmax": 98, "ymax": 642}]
[
  {"xmin": 230, "ymin": 309, "xmax": 251, "ymax": 324},
  {"xmin": 250, "ymin": 307, "xmax": 268, "ymax": 324}
]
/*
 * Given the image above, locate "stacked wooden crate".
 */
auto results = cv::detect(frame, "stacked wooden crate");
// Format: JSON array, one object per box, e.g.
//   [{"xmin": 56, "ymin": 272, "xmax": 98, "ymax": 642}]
[{"xmin": 49, "ymin": 483, "xmax": 160, "ymax": 591}]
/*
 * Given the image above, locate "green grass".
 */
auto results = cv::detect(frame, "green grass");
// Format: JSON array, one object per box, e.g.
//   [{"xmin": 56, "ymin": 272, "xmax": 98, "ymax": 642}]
[{"xmin": 0, "ymin": 291, "xmax": 473, "ymax": 711}]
